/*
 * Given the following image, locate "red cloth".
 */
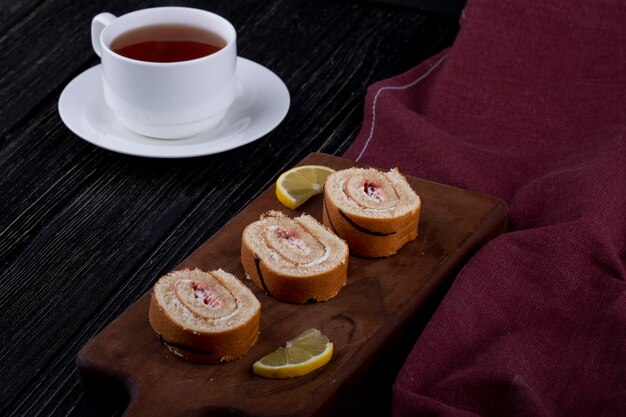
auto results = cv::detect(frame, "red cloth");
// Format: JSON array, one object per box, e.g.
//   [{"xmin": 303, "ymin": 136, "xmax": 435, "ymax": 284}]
[{"xmin": 344, "ymin": 0, "xmax": 626, "ymax": 415}]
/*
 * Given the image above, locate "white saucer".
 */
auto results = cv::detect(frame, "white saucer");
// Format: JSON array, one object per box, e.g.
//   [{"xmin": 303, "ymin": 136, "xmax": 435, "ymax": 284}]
[{"xmin": 58, "ymin": 57, "xmax": 290, "ymax": 158}]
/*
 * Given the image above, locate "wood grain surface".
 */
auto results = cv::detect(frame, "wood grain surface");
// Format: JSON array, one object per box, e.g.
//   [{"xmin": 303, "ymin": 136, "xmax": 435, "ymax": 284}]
[
  {"xmin": 77, "ymin": 153, "xmax": 507, "ymax": 417},
  {"xmin": 0, "ymin": 1, "xmax": 459, "ymax": 416}
]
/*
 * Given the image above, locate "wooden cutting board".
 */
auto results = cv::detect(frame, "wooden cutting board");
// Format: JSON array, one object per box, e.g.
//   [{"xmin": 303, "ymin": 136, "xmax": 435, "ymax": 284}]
[{"xmin": 77, "ymin": 152, "xmax": 507, "ymax": 417}]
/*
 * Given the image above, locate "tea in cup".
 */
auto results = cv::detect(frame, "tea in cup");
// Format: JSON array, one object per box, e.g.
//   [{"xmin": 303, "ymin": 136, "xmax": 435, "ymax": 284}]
[{"xmin": 91, "ymin": 7, "xmax": 237, "ymax": 139}]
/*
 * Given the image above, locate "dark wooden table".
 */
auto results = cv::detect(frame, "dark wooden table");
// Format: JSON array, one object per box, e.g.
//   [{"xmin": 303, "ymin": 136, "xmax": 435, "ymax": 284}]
[{"xmin": 0, "ymin": 1, "xmax": 458, "ymax": 416}]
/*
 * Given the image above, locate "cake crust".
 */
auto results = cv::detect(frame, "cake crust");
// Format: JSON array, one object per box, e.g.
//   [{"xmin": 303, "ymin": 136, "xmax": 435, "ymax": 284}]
[
  {"xmin": 323, "ymin": 168, "xmax": 421, "ymax": 257},
  {"xmin": 241, "ymin": 211, "xmax": 349, "ymax": 303},
  {"xmin": 148, "ymin": 268, "xmax": 261, "ymax": 364}
]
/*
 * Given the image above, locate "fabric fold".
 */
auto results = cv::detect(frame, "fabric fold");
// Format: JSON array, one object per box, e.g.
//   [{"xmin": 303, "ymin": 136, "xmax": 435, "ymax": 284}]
[{"xmin": 344, "ymin": 0, "xmax": 626, "ymax": 415}]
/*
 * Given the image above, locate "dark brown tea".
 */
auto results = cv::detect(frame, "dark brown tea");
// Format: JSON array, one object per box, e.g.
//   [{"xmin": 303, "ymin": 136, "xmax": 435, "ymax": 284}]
[{"xmin": 111, "ymin": 24, "xmax": 225, "ymax": 63}]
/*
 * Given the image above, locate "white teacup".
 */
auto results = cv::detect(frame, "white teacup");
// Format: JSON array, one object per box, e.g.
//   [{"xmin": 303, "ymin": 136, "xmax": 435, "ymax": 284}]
[{"xmin": 91, "ymin": 7, "xmax": 237, "ymax": 139}]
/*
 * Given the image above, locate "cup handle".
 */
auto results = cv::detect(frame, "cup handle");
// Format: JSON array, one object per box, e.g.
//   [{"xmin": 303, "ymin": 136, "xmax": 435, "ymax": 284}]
[{"xmin": 91, "ymin": 12, "xmax": 117, "ymax": 57}]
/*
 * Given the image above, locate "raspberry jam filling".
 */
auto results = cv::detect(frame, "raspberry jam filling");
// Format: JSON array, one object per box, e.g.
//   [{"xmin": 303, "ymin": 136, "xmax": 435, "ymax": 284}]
[
  {"xmin": 191, "ymin": 281, "xmax": 222, "ymax": 309},
  {"xmin": 275, "ymin": 227, "xmax": 310, "ymax": 255},
  {"xmin": 364, "ymin": 180, "xmax": 385, "ymax": 202}
]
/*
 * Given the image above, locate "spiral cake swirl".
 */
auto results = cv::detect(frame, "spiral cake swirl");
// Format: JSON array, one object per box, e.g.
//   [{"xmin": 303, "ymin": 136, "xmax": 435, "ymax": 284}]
[
  {"xmin": 241, "ymin": 211, "xmax": 349, "ymax": 303},
  {"xmin": 149, "ymin": 268, "xmax": 261, "ymax": 363},
  {"xmin": 323, "ymin": 167, "xmax": 421, "ymax": 257}
]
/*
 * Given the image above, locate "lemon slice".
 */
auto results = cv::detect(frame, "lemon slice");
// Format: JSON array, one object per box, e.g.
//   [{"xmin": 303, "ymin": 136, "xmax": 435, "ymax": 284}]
[
  {"xmin": 253, "ymin": 328, "xmax": 333, "ymax": 378},
  {"xmin": 276, "ymin": 165, "xmax": 336, "ymax": 210}
]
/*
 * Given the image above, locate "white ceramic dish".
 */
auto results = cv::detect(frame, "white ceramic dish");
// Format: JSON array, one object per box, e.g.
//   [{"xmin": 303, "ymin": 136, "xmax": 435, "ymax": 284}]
[{"xmin": 58, "ymin": 57, "xmax": 290, "ymax": 158}]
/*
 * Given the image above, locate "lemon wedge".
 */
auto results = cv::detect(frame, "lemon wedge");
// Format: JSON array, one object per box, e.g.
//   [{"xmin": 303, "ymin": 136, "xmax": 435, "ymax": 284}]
[
  {"xmin": 253, "ymin": 329, "xmax": 333, "ymax": 378},
  {"xmin": 275, "ymin": 165, "xmax": 336, "ymax": 210}
]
